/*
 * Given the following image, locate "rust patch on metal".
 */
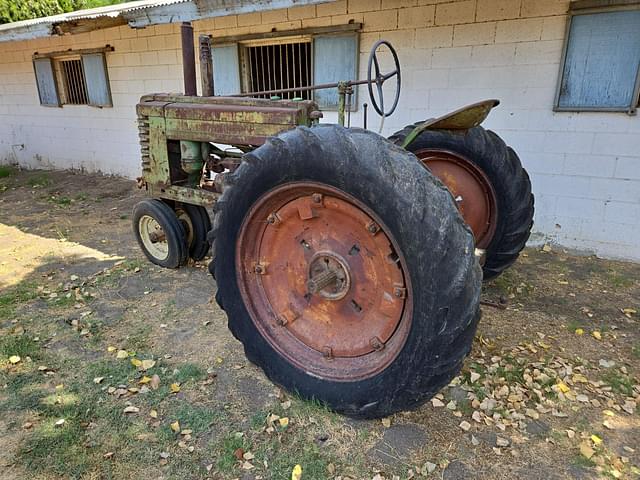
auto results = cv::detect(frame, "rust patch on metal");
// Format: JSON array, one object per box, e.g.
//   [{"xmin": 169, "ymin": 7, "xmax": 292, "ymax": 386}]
[
  {"xmin": 417, "ymin": 149, "xmax": 498, "ymax": 249},
  {"xmin": 235, "ymin": 182, "xmax": 412, "ymax": 381}
]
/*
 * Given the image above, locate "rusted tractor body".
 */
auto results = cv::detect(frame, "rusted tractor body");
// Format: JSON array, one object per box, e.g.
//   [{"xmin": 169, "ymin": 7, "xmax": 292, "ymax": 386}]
[{"xmin": 132, "ymin": 23, "xmax": 534, "ymax": 417}]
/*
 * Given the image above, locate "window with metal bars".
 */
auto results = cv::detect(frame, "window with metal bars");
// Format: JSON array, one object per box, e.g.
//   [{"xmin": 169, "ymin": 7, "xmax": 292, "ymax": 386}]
[
  {"xmin": 33, "ymin": 50, "xmax": 112, "ymax": 108},
  {"xmin": 60, "ymin": 59, "xmax": 89, "ymax": 105},
  {"xmin": 242, "ymin": 40, "xmax": 312, "ymax": 100}
]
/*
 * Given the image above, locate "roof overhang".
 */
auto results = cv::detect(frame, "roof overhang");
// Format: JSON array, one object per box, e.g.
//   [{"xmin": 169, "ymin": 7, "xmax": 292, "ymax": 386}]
[{"xmin": 0, "ymin": 0, "xmax": 334, "ymax": 43}]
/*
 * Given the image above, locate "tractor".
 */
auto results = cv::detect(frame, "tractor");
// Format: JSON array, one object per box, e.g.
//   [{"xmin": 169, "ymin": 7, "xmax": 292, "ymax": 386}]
[{"xmin": 133, "ymin": 23, "xmax": 534, "ymax": 418}]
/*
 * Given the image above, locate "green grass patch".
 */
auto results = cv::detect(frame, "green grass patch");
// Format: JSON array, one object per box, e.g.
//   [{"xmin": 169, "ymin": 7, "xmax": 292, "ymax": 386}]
[
  {"xmin": 0, "ymin": 281, "xmax": 38, "ymax": 317},
  {"xmin": 605, "ymin": 269, "xmax": 634, "ymax": 288},
  {"xmin": 602, "ymin": 370, "xmax": 634, "ymax": 396},
  {"xmin": 255, "ymin": 438, "xmax": 331, "ymax": 479},
  {"xmin": 172, "ymin": 362, "xmax": 207, "ymax": 384},
  {"xmin": 215, "ymin": 433, "xmax": 252, "ymax": 473},
  {"xmin": 632, "ymin": 343, "xmax": 640, "ymax": 359},
  {"xmin": 566, "ymin": 319, "xmax": 585, "ymax": 334},
  {"xmin": 48, "ymin": 195, "xmax": 72, "ymax": 207},
  {"xmin": 26, "ymin": 173, "xmax": 52, "ymax": 188},
  {"xmin": 0, "ymin": 165, "xmax": 15, "ymax": 178},
  {"xmin": 0, "ymin": 335, "xmax": 41, "ymax": 360}
]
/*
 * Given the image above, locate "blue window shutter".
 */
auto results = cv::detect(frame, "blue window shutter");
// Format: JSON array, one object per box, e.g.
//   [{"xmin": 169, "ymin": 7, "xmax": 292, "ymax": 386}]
[
  {"xmin": 313, "ymin": 33, "xmax": 358, "ymax": 109},
  {"xmin": 558, "ymin": 10, "xmax": 640, "ymax": 111},
  {"xmin": 33, "ymin": 57, "xmax": 60, "ymax": 107},
  {"xmin": 212, "ymin": 44, "xmax": 241, "ymax": 96},
  {"xmin": 82, "ymin": 53, "xmax": 112, "ymax": 107}
]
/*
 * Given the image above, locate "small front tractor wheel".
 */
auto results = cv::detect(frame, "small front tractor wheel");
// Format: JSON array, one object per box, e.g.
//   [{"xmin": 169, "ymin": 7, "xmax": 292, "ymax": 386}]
[
  {"xmin": 389, "ymin": 125, "xmax": 534, "ymax": 280},
  {"xmin": 133, "ymin": 199, "xmax": 187, "ymax": 268},
  {"xmin": 174, "ymin": 204, "xmax": 212, "ymax": 261},
  {"xmin": 210, "ymin": 125, "xmax": 481, "ymax": 418}
]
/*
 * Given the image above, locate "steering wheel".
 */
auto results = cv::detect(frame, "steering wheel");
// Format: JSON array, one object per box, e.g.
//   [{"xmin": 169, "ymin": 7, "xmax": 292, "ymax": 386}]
[{"xmin": 367, "ymin": 40, "xmax": 401, "ymax": 118}]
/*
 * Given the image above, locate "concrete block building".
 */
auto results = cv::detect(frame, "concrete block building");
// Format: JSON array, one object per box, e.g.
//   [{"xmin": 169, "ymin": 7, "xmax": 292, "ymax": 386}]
[{"xmin": 0, "ymin": 0, "xmax": 639, "ymax": 260}]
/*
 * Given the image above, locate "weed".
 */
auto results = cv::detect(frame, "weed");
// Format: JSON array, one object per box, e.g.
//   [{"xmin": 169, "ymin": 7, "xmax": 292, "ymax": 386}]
[
  {"xmin": 48, "ymin": 195, "xmax": 72, "ymax": 207},
  {"xmin": 75, "ymin": 192, "xmax": 88, "ymax": 201}
]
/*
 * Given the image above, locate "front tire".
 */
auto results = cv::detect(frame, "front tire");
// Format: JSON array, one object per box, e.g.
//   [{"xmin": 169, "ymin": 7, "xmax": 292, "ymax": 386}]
[
  {"xmin": 210, "ymin": 125, "xmax": 481, "ymax": 418},
  {"xmin": 133, "ymin": 199, "xmax": 187, "ymax": 268}
]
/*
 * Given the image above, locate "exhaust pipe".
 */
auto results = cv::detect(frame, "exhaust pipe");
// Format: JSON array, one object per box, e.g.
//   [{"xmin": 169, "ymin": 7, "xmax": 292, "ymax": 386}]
[{"xmin": 181, "ymin": 22, "xmax": 197, "ymax": 96}]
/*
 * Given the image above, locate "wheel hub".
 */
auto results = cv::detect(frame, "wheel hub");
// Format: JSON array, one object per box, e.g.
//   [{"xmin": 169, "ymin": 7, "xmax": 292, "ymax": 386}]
[
  {"xmin": 307, "ymin": 252, "xmax": 351, "ymax": 300},
  {"xmin": 236, "ymin": 182, "xmax": 412, "ymax": 381}
]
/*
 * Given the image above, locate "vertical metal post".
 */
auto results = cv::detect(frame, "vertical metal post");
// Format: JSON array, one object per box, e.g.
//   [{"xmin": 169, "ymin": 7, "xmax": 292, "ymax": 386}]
[
  {"xmin": 181, "ymin": 22, "xmax": 197, "ymax": 96},
  {"xmin": 337, "ymin": 82, "xmax": 346, "ymax": 127},
  {"xmin": 363, "ymin": 103, "xmax": 368, "ymax": 130},
  {"xmin": 199, "ymin": 34, "xmax": 214, "ymax": 97}
]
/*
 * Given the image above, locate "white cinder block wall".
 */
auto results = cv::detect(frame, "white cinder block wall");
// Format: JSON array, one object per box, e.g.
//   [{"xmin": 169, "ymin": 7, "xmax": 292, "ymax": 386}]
[{"xmin": 0, "ymin": 0, "xmax": 639, "ymax": 261}]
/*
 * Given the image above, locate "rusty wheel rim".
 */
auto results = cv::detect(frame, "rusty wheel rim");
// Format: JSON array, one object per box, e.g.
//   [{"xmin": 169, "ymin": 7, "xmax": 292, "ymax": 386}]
[
  {"xmin": 236, "ymin": 182, "xmax": 412, "ymax": 381},
  {"xmin": 416, "ymin": 149, "xmax": 498, "ymax": 249}
]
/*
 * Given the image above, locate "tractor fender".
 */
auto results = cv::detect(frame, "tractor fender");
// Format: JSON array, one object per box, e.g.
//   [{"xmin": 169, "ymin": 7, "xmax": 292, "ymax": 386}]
[{"xmin": 399, "ymin": 99, "xmax": 499, "ymax": 149}]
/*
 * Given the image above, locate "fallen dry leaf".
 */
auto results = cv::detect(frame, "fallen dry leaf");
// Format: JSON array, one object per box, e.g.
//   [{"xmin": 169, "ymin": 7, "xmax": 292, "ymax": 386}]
[
  {"xmin": 9, "ymin": 355, "xmax": 21, "ymax": 364},
  {"xmin": 459, "ymin": 421, "xmax": 471, "ymax": 432},
  {"xmin": 591, "ymin": 331, "xmax": 602, "ymax": 340},
  {"xmin": 116, "ymin": 350, "xmax": 128, "ymax": 359},
  {"xmin": 279, "ymin": 417, "xmax": 289, "ymax": 428},
  {"xmin": 170, "ymin": 383, "xmax": 181, "ymax": 393},
  {"xmin": 123, "ymin": 406, "xmax": 140, "ymax": 414},
  {"xmin": 291, "ymin": 464, "xmax": 302, "ymax": 480},
  {"xmin": 150, "ymin": 374, "xmax": 161, "ymax": 390},
  {"xmin": 130, "ymin": 358, "xmax": 142, "ymax": 367},
  {"xmin": 93, "ymin": 377, "xmax": 104, "ymax": 384},
  {"xmin": 381, "ymin": 418, "xmax": 391, "ymax": 428},
  {"xmin": 580, "ymin": 443, "xmax": 595, "ymax": 459},
  {"xmin": 140, "ymin": 359, "xmax": 156, "ymax": 371},
  {"xmin": 149, "ymin": 409, "xmax": 158, "ymax": 419},
  {"xmin": 575, "ymin": 328, "xmax": 584, "ymax": 335},
  {"xmin": 170, "ymin": 421, "xmax": 180, "ymax": 433}
]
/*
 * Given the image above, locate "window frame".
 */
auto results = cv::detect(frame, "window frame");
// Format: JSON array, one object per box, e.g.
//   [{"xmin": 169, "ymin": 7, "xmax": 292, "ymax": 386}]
[
  {"xmin": 211, "ymin": 24, "xmax": 361, "ymax": 111},
  {"xmin": 32, "ymin": 46, "xmax": 114, "ymax": 108},
  {"xmin": 238, "ymin": 34, "xmax": 315, "ymax": 101},
  {"xmin": 554, "ymin": 2, "xmax": 640, "ymax": 115}
]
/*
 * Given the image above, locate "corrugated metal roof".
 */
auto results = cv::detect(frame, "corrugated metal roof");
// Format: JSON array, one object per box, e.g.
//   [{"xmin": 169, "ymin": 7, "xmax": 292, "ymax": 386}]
[
  {"xmin": 0, "ymin": 0, "xmax": 333, "ymax": 43},
  {"xmin": 0, "ymin": 0, "xmax": 186, "ymax": 30}
]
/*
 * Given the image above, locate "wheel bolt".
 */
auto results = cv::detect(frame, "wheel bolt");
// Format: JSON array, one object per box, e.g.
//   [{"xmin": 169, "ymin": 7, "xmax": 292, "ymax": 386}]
[
  {"xmin": 367, "ymin": 222, "xmax": 380, "ymax": 234},
  {"xmin": 311, "ymin": 193, "xmax": 323, "ymax": 204},
  {"xmin": 370, "ymin": 336, "xmax": 385, "ymax": 351},
  {"xmin": 266, "ymin": 213, "xmax": 280, "ymax": 225}
]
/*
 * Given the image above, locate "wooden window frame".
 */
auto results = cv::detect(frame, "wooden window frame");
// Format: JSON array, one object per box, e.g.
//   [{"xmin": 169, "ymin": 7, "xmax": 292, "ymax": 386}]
[
  {"xmin": 554, "ymin": 2, "xmax": 640, "ymax": 115},
  {"xmin": 212, "ymin": 24, "xmax": 361, "ymax": 111},
  {"xmin": 32, "ymin": 46, "xmax": 114, "ymax": 108}
]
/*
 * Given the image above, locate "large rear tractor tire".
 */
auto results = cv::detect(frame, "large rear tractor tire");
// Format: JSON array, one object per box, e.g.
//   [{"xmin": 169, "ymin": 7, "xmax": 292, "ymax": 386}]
[
  {"xmin": 210, "ymin": 125, "xmax": 482, "ymax": 418},
  {"xmin": 389, "ymin": 125, "xmax": 534, "ymax": 280}
]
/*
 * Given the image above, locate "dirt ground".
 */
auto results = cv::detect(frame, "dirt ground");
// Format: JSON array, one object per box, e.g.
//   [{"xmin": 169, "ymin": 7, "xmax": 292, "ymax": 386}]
[{"xmin": 0, "ymin": 166, "xmax": 638, "ymax": 480}]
